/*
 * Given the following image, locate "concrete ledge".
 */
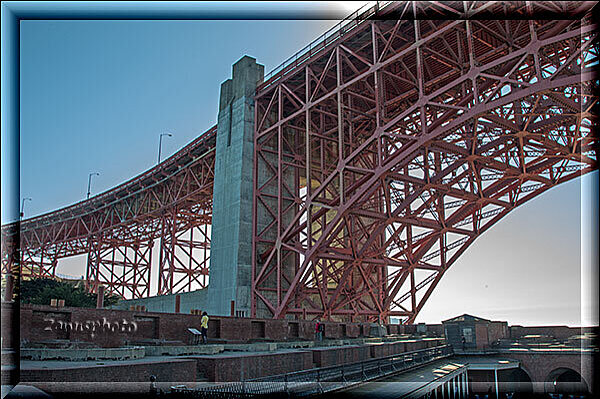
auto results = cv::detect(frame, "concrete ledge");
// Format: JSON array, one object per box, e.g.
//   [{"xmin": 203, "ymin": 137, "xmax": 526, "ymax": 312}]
[
  {"xmin": 223, "ymin": 343, "xmax": 278, "ymax": 352},
  {"xmin": 223, "ymin": 340, "xmax": 318, "ymax": 352},
  {"xmin": 275, "ymin": 341, "xmax": 315, "ymax": 349},
  {"xmin": 21, "ymin": 358, "xmax": 197, "ymax": 385},
  {"xmin": 20, "ymin": 347, "xmax": 145, "ymax": 361},
  {"xmin": 144, "ymin": 345, "xmax": 224, "ymax": 356},
  {"xmin": 316, "ymin": 339, "xmax": 345, "ymax": 347}
]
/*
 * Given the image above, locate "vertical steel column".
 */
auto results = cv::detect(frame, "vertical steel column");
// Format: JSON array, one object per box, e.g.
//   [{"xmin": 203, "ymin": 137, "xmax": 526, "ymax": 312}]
[
  {"xmin": 494, "ymin": 368, "xmax": 499, "ymax": 399},
  {"xmin": 86, "ymin": 235, "xmax": 101, "ymax": 294},
  {"xmin": 464, "ymin": 373, "xmax": 467, "ymax": 399},
  {"xmin": 86, "ymin": 233, "xmax": 152, "ymax": 299},
  {"xmin": 159, "ymin": 208, "xmax": 211, "ymax": 295}
]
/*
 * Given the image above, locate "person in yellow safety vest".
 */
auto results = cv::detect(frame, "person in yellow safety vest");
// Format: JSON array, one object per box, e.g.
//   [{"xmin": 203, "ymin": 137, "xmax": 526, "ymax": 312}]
[{"xmin": 200, "ymin": 311, "xmax": 209, "ymax": 344}]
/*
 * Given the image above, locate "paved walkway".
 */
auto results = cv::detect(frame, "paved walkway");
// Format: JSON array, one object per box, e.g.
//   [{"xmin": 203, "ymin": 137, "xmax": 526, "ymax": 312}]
[{"xmin": 334, "ymin": 359, "xmax": 467, "ymax": 398}]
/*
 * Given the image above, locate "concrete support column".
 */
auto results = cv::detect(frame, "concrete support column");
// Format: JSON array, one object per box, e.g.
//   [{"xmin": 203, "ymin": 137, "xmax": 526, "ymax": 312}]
[{"xmin": 208, "ymin": 56, "xmax": 264, "ymax": 317}]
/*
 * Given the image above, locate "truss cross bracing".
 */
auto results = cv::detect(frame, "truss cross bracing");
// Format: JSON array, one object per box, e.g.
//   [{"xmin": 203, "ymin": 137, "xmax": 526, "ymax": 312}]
[
  {"xmin": 1, "ymin": 2, "xmax": 598, "ymax": 324},
  {"xmin": 252, "ymin": 1, "xmax": 598, "ymax": 322}
]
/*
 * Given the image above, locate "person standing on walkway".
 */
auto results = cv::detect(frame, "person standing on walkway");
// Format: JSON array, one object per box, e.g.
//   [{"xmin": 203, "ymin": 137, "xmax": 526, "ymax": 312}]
[
  {"xmin": 315, "ymin": 319, "xmax": 324, "ymax": 342},
  {"xmin": 318, "ymin": 320, "xmax": 324, "ymax": 341},
  {"xmin": 200, "ymin": 311, "xmax": 209, "ymax": 344}
]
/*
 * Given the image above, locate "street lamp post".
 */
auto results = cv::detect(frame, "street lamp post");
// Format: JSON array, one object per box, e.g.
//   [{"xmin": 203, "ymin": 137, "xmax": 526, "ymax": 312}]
[
  {"xmin": 20, "ymin": 197, "xmax": 32, "ymax": 219},
  {"xmin": 87, "ymin": 172, "xmax": 100, "ymax": 199},
  {"xmin": 158, "ymin": 132, "xmax": 173, "ymax": 164}
]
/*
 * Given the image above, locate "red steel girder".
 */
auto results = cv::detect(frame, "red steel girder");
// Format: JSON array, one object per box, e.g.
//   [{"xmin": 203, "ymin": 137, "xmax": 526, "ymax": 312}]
[
  {"xmin": 1, "ymin": 126, "xmax": 216, "ymax": 299},
  {"xmin": 158, "ymin": 206, "xmax": 211, "ymax": 295},
  {"xmin": 252, "ymin": 1, "xmax": 598, "ymax": 323}
]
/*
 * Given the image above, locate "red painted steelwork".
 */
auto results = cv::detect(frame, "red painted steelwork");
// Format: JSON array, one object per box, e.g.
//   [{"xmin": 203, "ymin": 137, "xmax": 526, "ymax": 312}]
[
  {"xmin": 1, "ymin": 2, "xmax": 598, "ymax": 322},
  {"xmin": 252, "ymin": 1, "xmax": 598, "ymax": 323},
  {"xmin": 1, "ymin": 126, "xmax": 216, "ymax": 299}
]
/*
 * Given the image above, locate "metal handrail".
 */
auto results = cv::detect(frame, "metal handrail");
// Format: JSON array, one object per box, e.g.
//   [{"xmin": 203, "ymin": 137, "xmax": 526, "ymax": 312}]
[
  {"xmin": 257, "ymin": 1, "xmax": 394, "ymax": 92},
  {"xmin": 172, "ymin": 344, "xmax": 453, "ymax": 397}
]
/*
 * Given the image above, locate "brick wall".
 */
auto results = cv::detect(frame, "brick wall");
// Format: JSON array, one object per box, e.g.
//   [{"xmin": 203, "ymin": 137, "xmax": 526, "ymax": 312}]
[
  {"xmin": 475, "ymin": 323, "xmax": 489, "ymax": 350},
  {"xmin": 22, "ymin": 358, "xmax": 197, "ymax": 383},
  {"xmin": 323, "ymin": 323, "xmax": 343, "ymax": 339},
  {"xmin": 488, "ymin": 321, "xmax": 509, "ymax": 343},
  {"xmin": 368, "ymin": 341, "xmax": 406, "ymax": 358},
  {"xmin": 345, "ymin": 323, "xmax": 360, "ymax": 338},
  {"xmin": 1, "ymin": 301, "xmax": 18, "ymax": 349},
  {"xmin": 426, "ymin": 324, "xmax": 444, "ymax": 336},
  {"xmin": 509, "ymin": 325, "xmax": 583, "ymax": 341},
  {"xmin": 20, "ymin": 304, "xmax": 410, "ymax": 347},
  {"xmin": 505, "ymin": 351, "xmax": 594, "ymax": 393},
  {"xmin": 193, "ymin": 351, "xmax": 314, "ymax": 382},
  {"xmin": 310, "ymin": 345, "xmax": 371, "ymax": 368}
]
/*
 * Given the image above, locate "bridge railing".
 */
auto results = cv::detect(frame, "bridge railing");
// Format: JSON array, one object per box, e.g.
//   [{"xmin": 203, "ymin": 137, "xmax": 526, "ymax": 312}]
[
  {"xmin": 170, "ymin": 344, "xmax": 453, "ymax": 397},
  {"xmin": 257, "ymin": 1, "xmax": 395, "ymax": 92},
  {"xmin": 3, "ymin": 125, "xmax": 217, "ymax": 233}
]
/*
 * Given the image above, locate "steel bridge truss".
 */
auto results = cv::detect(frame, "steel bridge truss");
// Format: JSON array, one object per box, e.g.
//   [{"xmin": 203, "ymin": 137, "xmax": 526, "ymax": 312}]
[
  {"xmin": 86, "ymin": 233, "xmax": 153, "ymax": 299},
  {"xmin": 253, "ymin": 2, "xmax": 598, "ymax": 322},
  {"xmin": 1, "ymin": 2, "xmax": 598, "ymax": 323},
  {"xmin": 1, "ymin": 127, "xmax": 216, "ymax": 300},
  {"xmin": 158, "ymin": 206, "xmax": 211, "ymax": 295}
]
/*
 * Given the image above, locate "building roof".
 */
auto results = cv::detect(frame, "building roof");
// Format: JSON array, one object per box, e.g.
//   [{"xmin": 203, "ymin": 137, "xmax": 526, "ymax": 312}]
[{"xmin": 442, "ymin": 314, "xmax": 491, "ymax": 324}]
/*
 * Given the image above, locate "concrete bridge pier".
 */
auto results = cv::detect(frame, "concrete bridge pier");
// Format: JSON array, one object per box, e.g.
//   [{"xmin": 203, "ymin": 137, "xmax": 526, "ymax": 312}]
[{"xmin": 207, "ymin": 56, "xmax": 264, "ymax": 317}]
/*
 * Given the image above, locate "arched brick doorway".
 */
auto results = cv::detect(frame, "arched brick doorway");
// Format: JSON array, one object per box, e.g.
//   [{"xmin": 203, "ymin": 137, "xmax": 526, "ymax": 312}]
[
  {"xmin": 545, "ymin": 367, "xmax": 589, "ymax": 395},
  {"xmin": 498, "ymin": 367, "xmax": 533, "ymax": 397}
]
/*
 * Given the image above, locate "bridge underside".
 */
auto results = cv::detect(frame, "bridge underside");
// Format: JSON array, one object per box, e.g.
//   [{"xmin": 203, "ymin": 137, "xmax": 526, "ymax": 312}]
[
  {"xmin": 1, "ymin": 128, "xmax": 216, "ymax": 300},
  {"xmin": 252, "ymin": 2, "xmax": 598, "ymax": 322},
  {"xmin": 1, "ymin": 2, "xmax": 598, "ymax": 324}
]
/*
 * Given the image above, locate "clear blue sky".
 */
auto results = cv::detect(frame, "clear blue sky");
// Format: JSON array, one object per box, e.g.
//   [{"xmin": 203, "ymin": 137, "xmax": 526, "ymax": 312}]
[{"xmin": 10, "ymin": 3, "xmax": 598, "ymax": 326}]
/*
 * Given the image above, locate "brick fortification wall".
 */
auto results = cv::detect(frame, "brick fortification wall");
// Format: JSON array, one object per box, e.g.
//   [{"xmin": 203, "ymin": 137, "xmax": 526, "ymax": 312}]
[
  {"xmin": 509, "ymin": 325, "xmax": 589, "ymax": 341},
  {"xmin": 21, "ymin": 302, "xmax": 591, "ymax": 350},
  {"xmin": 19, "ymin": 303, "xmax": 437, "ymax": 348},
  {"xmin": 2, "ymin": 301, "xmax": 17, "ymax": 349},
  {"xmin": 14, "ymin": 302, "xmax": 447, "ymax": 385}
]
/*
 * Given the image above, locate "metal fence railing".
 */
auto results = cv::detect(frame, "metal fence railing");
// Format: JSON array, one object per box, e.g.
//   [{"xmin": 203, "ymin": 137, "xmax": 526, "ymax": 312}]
[
  {"xmin": 257, "ymin": 1, "xmax": 395, "ymax": 92},
  {"xmin": 170, "ymin": 345, "xmax": 453, "ymax": 398}
]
